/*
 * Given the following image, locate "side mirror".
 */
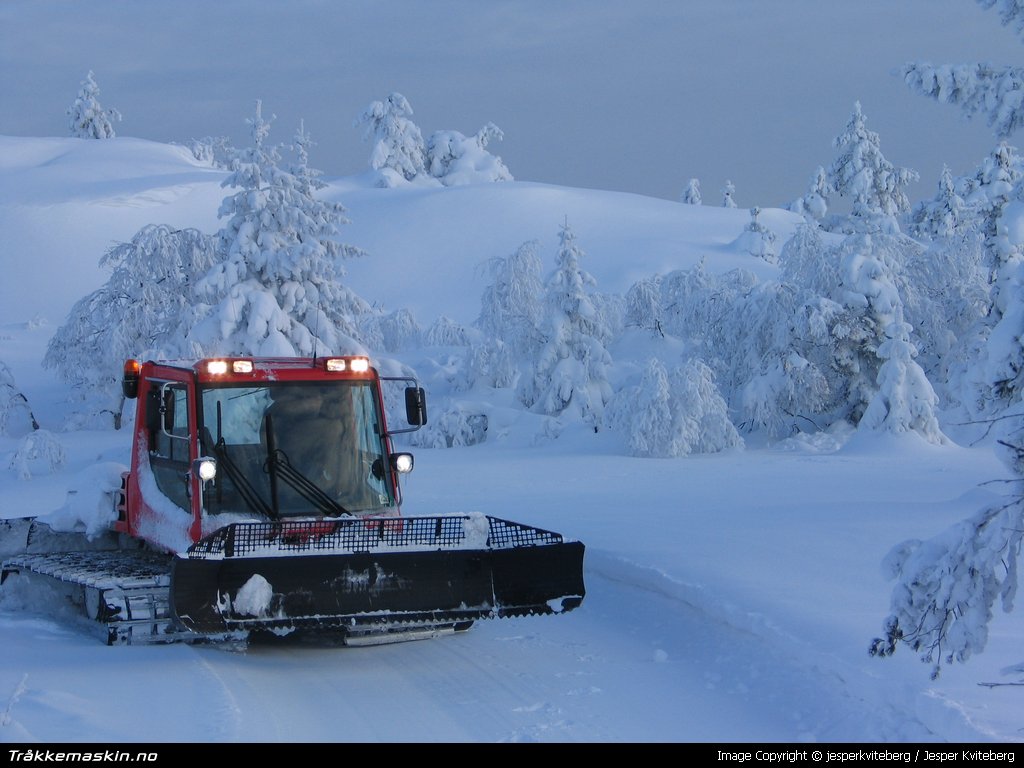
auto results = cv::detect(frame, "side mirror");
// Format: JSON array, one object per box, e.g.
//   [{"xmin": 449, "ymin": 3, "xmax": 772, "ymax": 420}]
[
  {"xmin": 404, "ymin": 387, "xmax": 427, "ymax": 426},
  {"xmin": 145, "ymin": 388, "xmax": 162, "ymax": 435}
]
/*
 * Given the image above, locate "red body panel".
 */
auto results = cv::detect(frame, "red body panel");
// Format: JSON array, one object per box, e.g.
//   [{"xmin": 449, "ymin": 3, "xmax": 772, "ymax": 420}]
[{"xmin": 115, "ymin": 357, "xmax": 395, "ymax": 555}]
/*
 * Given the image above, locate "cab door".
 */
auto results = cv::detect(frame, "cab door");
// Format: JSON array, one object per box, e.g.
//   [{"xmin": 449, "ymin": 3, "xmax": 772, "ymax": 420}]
[{"xmin": 122, "ymin": 365, "xmax": 202, "ymax": 552}]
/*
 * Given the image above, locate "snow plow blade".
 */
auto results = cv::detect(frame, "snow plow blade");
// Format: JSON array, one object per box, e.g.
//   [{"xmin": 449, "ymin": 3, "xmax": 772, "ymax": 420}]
[{"xmin": 171, "ymin": 515, "xmax": 585, "ymax": 639}]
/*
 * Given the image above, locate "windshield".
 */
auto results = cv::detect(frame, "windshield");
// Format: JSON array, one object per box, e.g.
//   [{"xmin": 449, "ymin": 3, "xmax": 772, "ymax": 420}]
[{"xmin": 199, "ymin": 381, "xmax": 396, "ymax": 518}]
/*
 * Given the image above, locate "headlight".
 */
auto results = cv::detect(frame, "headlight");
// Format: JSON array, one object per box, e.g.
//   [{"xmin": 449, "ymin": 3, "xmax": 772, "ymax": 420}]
[
  {"xmin": 391, "ymin": 453, "xmax": 414, "ymax": 474},
  {"xmin": 193, "ymin": 457, "xmax": 217, "ymax": 482}
]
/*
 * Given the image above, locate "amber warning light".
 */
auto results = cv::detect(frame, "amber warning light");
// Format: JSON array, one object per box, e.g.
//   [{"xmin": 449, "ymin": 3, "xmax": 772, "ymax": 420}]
[{"xmin": 122, "ymin": 359, "xmax": 141, "ymax": 399}]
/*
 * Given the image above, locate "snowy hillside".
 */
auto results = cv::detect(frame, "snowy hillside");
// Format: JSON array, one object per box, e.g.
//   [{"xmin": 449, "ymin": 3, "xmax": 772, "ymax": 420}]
[{"xmin": 0, "ymin": 135, "xmax": 1022, "ymax": 744}]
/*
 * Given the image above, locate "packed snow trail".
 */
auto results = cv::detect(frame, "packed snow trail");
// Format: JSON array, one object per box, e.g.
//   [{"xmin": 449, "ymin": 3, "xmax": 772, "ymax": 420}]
[{"xmin": 0, "ymin": 565, "xmax": 974, "ymax": 743}]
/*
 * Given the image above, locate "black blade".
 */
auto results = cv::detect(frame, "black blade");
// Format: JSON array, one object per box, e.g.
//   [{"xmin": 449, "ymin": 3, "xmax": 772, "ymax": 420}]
[{"xmin": 171, "ymin": 543, "xmax": 585, "ymax": 634}]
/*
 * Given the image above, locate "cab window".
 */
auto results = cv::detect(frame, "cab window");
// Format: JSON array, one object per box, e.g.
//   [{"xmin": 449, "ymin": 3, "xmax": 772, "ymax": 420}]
[{"xmin": 148, "ymin": 384, "xmax": 190, "ymax": 511}]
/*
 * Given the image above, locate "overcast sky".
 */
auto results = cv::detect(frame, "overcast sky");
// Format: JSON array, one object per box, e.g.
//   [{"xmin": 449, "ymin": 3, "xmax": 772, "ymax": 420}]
[{"xmin": 1, "ymin": 0, "xmax": 1020, "ymax": 207}]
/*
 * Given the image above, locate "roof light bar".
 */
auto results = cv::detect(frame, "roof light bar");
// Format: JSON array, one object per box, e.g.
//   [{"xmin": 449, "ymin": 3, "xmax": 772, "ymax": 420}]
[
  {"xmin": 325, "ymin": 356, "xmax": 370, "ymax": 373},
  {"xmin": 205, "ymin": 359, "xmax": 253, "ymax": 375}
]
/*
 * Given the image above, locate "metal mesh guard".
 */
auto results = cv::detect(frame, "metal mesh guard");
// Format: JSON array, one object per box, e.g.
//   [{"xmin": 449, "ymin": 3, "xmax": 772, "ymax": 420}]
[{"xmin": 187, "ymin": 515, "xmax": 566, "ymax": 559}]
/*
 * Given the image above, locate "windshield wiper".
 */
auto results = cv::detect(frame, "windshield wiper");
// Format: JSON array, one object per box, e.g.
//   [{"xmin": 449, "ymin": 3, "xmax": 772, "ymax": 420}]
[
  {"xmin": 212, "ymin": 439, "xmax": 273, "ymax": 518},
  {"xmin": 262, "ymin": 412, "xmax": 351, "ymax": 518}
]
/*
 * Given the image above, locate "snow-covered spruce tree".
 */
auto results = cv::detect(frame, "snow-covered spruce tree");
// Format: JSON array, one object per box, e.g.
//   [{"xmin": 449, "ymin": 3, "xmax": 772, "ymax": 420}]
[
  {"xmin": 43, "ymin": 224, "xmax": 217, "ymax": 428},
  {"xmin": 859, "ymin": 305, "xmax": 945, "ymax": 443},
  {"xmin": 67, "ymin": 71, "xmax": 121, "ymax": 139},
  {"xmin": 970, "ymin": 142, "xmax": 1024, "ymax": 278},
  {"xmin": 775, "ymin": 216, "xmax": 934, "ymax": 431},
  {"xmin": 426, "ymin": 122, "xmax": 513, "ymax": 185},
  {"xmin": 734, "ymin": 207, "xmax": 778, "ymax": 263},
  {"xmin": 355, "ymin": 92, "xmax": 427, "ymax": 186},
  {"xmin": 903, "ymin": 1, "xmax": 1024, "ymax": 139},
  {"xmin": 721, "ymin": 180, "xmax": 737, "ymax": 208},
  {"xmin": 0, "ymin": 361, "xmax": 39, "ymax": 437},
  {"xmin": 827, "ymin": 101, "xmax": 918, "ymax": 230},
  {"xmin": 871, "ymin": 3, "xmax": 1024, "ymax": 676},
  {"xmin": 517, "ymin": 223, "xmax": 613, "ymax": 431},
  {"xmin": 789, "ymin": 166, "xmax": 829, "ymax": 222},
  {"xmin": 739, "ymin": 226, "xmax": 936, "ymax": 441},
  {"xmin": 908, "ymin": 165, "xmax": 971, "ymax": 240},
  {"xmin": 954, "ymin": 143, "xmax": 1024, "ymax": 415},
  {"xmin": 190, "ymin": 103, "xmax": 370, "ymax": 357},
  {"xmin": 681, "ymin": 178, "xmax": 702, "ymax": 205},
  {"xmin": 833, "ymin": 232, "xmax": 938, "ymax": 431},
  {"xmin": 870, "ymin": 430, "xmax": 1024, "ymax": 679},
  {"xmin": 980, "ymin": 247, "xmax": 1024, "ymax": 406}
]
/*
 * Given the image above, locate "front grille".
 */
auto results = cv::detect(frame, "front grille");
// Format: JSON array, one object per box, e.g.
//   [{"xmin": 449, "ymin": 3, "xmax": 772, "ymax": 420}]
[{"xmin": 186, "ymin": 515, "xmax": 566, "ymax": 559}]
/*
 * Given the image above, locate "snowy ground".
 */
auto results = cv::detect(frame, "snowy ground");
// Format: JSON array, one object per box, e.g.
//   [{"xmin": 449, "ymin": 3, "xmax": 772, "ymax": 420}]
[{"xmin": 0, "ymin": 137, "xmax": 1022, "ymax": 744}]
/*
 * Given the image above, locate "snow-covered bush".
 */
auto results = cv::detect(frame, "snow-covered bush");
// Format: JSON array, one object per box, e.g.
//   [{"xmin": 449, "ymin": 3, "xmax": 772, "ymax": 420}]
[
  {"xmin": 426, "ymin": 122, "xmax": 512, "ymax": 185},
  {"xmin": 624, "ymin": 276, "xmax": 663, "ymax": 336},
  {"xmin": 672, "ymin": 358, "xmax": 744, "ymax": 455},
  {"xmin": 0, "ymin": 362, "xmax": 38, "ymax": 437},
  {"xmin": 609, "ymin": 357, "xmax": 742, "ymax": 457},
  {"xmin": 740, "ymin": 351, "xmax": 830, "ymax": 439},
  {"xmin": 407, "ymin": 401, "xmax": 488, "ymax": 448},
  {"xmin": 43, "ymin": 224, "xmax": 217, "ymax": 428},
  {"xmin": 424, "ymin": 315, "xmax": 471, "ymax": 347},
  {"xmin": 184, "ymin": 136, "xmax": 235, "ymax": 169},
  {"xmin": 476, "ymin": 240, "xmax": 544, "ymax": 354},
  {"xmin": 378, "ymin": 308, "xmax": 423, "ymax": 353},
  {"xmin": 9, "ymin": 430, "xmax": 66, "ymax": 480}
]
